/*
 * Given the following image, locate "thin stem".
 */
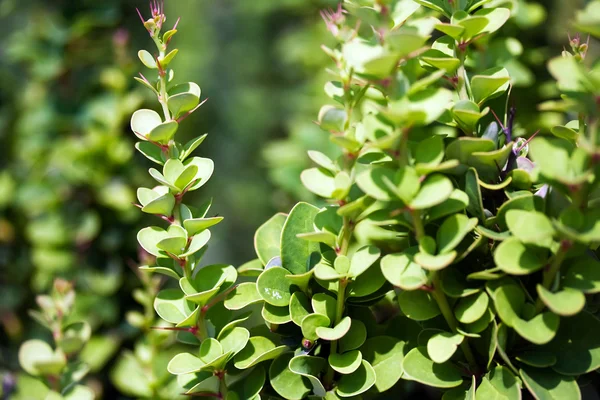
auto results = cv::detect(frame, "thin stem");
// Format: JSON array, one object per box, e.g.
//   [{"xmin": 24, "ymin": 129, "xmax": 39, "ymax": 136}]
[
  {"xmin": 534, "ymin": 242, "xmax": 570, "ymax": 314},
  {"xmin": 218, "ymin": 375, "xmax": 227, "ymax": 399},
  {"xmin": 196, "ymin": 311, "xmax": 209, "ymax": 342},
  {"xmin": 411, "ymin": 209, "xmax": 425, "ymax": 242},
  {"xmin": 151, "ymin": 35, "xmax": 171, "ymax": 122},
  {"xmin": 324, "ymin": 215, "xmax": 354, "ymax": 388},
  {"xmin": 397, "ymin": 127, "xmax": 410, "ymax": 167},
  {"xmin": 323, "ymin": 279, "xmax": 348, "ymax": 388},
  {"xmin": 456, "ymin": 47, "xmax": 469, "ymax": 101},
  {"xmin": 430, "ymin": 272, "xmax": 479, "ymax": 373}
]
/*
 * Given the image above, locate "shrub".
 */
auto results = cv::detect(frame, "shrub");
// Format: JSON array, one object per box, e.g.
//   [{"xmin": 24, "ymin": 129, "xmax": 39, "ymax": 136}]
[{"xmin": 17, "ymin": 0, "xmax": 600, "ymax": 398}]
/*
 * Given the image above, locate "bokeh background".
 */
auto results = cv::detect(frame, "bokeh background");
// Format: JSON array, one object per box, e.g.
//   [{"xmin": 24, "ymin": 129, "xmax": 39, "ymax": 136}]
[{"xmin": 0, "ymin": 0, "xmax": 593, "ymax": 398}]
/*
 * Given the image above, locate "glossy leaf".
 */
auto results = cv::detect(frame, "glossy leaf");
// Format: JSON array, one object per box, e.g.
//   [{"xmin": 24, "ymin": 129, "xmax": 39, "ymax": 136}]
[
  {"xmin": 403, "ymin": 347, "xmax": 463, "ymax": 388},
  {"xmin": 256, "ymin": 267, "xmax": 293, "ymax": 307},
  {"xmin": 281, "ymin": 202, "xmax": 320, "ymax": 275}
]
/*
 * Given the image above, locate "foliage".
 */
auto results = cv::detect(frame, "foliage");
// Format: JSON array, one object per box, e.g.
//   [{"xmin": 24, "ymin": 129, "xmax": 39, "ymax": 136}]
[
  {"xmin": 251, "ymin": 0, "xmax": 600, "ymax": 398},
  {"xmin": 7, "ymin": 0, "xmax": 600, "ymax": 399},
  {"xmin": 17, "ymin": 279, "xmax": 95, "ymax": 399}
]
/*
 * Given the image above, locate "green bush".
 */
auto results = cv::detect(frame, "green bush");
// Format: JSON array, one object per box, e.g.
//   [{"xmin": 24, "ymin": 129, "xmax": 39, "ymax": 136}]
[{"xmin": 9, "ymin": 0, "xmax": 600, "ymax": 398}]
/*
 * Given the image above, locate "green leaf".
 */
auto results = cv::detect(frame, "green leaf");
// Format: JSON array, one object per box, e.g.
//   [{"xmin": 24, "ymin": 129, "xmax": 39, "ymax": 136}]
[
  {"xmin": 199, "ymin": 338, "xmax": 223, "ymax": 363},
  {"xmin": 475, "ymin": 366, "xmax": 521, "ymax": 399},
  {"xmin": 421, "ymin": 50, "xmax": 461, "ymax": 73},
  {"xmin": 513, "ymin": 313, "xmax": 560, "ymax": 345},
  {"xmin": 415, "ymin": 135, "xmax": 445, "ymax": 168},
  {"xmin": 437, "ymin": 214, "xmax": 478, "ymax": 254},
  {"xmin": 262, "ymin": 303, "xmax": 292, "ymax": 325},
  {"xmin": 435, "ymin": 23, "xmax": 465, "ymax": 40},
  {"xmin": 180, "ymin": 230, "xmax": 211, "ymax": 257},
  {"xmin": 315, "ymin": 262, "xmax": 344, "ymax": 281},
  {"xmin": 342, "ymin": 40, "xmax": 398, "ymax": 78},
  {"xmin": 290, "ymin": 292, "xmax": 312, "ymax": 326},
  {"xmin": 495, "ymin": 193, "xmax": 544, "ymax": 230},
  {"xmin": 562, "ymin": 256, "xmax": 600, "ymax": 293},
  {"xmin": 288, "ymin": 355, "xmax": 327, "ymax": 397},
  {"xmin": 147, "ymin": 120, "xmax": 179, "ymax": 143},
  {"xmin": 254, "ymin": 213, "xmax": 286, "ymax": 264},
  {"xmin": 138, "ymin": 50, "xmax": 157, "ymax": 69},
  {"xmin": 360, "ymin": 336, "xmax": 405, "ymax": 392},
  {"xmin": 574, "ymin": 0, "xmax": 600, "ymax": 36},
  {"xmin": 529, "ymin": 137, "xmax": 586, "ymax": 186},
  {"xmin": 340, "ymin": 319, "xmax": 368, "ymax": 353},
  {"xmin": 186, "ymin": 375, "xmax": 220, "ymax": 396},
  {"xmin": 398, "ymin": 290, "xmax": 440, "ymax": 321},
  {"xmin": 234, "ymin": 336, "xmax": 288, "ymax": 369},
  {"xmin": 492, "ymin": 282, "xmax": 525, "ymax": 327},
  {"xmin": 308, "ymin": 150, "xmax": 337, "ymax": 173},
  {"xmin": 237, "ymin": 258, "xmax": 264, "ymax": 277},
  {"xmin": 141, "ymin": 193, "xmax": 175, "ymax": 216},
  {"xmin": 334, "ymin": 255, "xmax": 350, "ymax": 275},
  {"xmin": 64, "ymin": 385, "xmax": 95, "ymax": 400},
  {"xmin": 183, "ymin": 217, "xmax": 223, "ymax": 236},
  {"xmin": 475, "ymin": 7, "xmax": 511, "ymax": 35},
  {"xmin": 301, "ymin": 167, "xmax": 336, "ymax": 198},
  {"xmin": 414, "ymin": 251, "xmax": 457, "ymax": 271},
  {"xmin": 446, "ymin": 138, "xmax": 496, "ymax": 165},
  {"xmin": 154, "ymin": 289, "xmax": 197, "ymax": 325},
  {"xmin": 281, "ymin": 202, "xmax": 320, "ymax": 275},
  {"xmin": 218, "ymin": 326, "xmax": 250, "ymax": 358},
  {"xmin": 536, "ymin": 286, "xmax": 585, "ymax": 317},
  {"xmin": 540, "ymin": 311, "xmax": 600, "ymax": 375},
  {"xmin": 347, "ymin": 261, "xmax": 387, "ymax": 297},
  {"xmin": 471, "ymin": 67, "xmax": 510, "ymax": 105},
  {"xmin": 180, "ymin": 134, "xmax": 207, "ymax": 161},
  {"xmin": 131, "ymin": 109, "xmax": 162, "ymax": 139},
  {"xmin": 256, "ymin": 267, "xmax": 293, "ymax": 307},
  {"xmin": 381, "ymin": 249, "xmax": 428, "ymax": 290},
  {"xmin": 349, "ymin": 245, "xmax": 381, "ymax": 278},
  {"xmin": 403, "ymin": 347, "xmax": 463, "ymax": 388},
  {"xmin": 228, "ymin": 365, "xmax": 266, "ymax": 400},
  {"xmin": 515, "ymin": 352, "xmax": 557, "ymax": 368},
  {"xmin": 452, "ymin": 100, "xmax": 488, "ymax": 133},
  {"xmin": 301, "ymin": 313, "xmax": 331, "ymax": 341},
  {"xmin": 316, "ymin": 316, "xmax": 352, "ymax": 341},
  {"xmin": 184, "ymin": 157, "xmax": 215, "ymax": 191},
  {"xmin": 168, "ymin": 82, "xmax": 201, "ymax": 118},
  {"xmin": 297, "ymin": 231, "xmax": 337, "ymax": 248},
  {"xmin": 356, "ymin": 167, "xmax": 397, "ymax": 201},
  {"xmin": 19, "ymin": 340, "xmax": 66, "ymax": 376},
  {"xmin": 336, "ymin": 360, "xmax": 377, "ymax": 397},
  {"xmin": 329, "ymin": 350, "xmax": 362, "ymax": 375},
  {"xmin": 427, "ymin": 332, "xmax": 464, "ymax": 364},
  {"xmin": 386, "ymin": 88, "xmax": 453, "ymax": 126},
  {"xmin": 269, "ymin": 353, "xmax": 312, "ymax": 400},
  {"xmin": 318, "ymin": 105, "xmax": 347, "ymax": 131},
  {"xmin": 411, "ymin": 174, "xmax": 454, "ymax": 210},
  {"xmin": 157, "ymin": 236, "xmax": 187, "ymax": 255},
  {"xmin": 413, "ymin": 0, "xmax": 451, "ymax": 16},
  {"xmin": 330, "ymin": 175, "xmax": 353, "ymax": 200},
  {"xmin": 454, "ymin": 292, "xmax": 489, "ymax": 324},
  {"xmin": 57, "ymin": 322, "xmax": 91, "ymax": 354},
  {"xmin": 224, "ymin": 282, "xmax": 262, "ymax": 310},
  {"xmin": 520, "ymin": 367, "xmax": 580, "ymax": 400},
  {"xmin": 506, "ymin": 210, "xmax": 555, "ymax": 248},
  {"xmin": 311, "ymin": 293, "xmax": 336, "ymax": 321},
  {"xmin": 494, "ymin": 237, "xmax": 547, "ymax": 275},
  {"xmin": 548, "ymin": 56, "xmax": 593, "ymax": 94},
  {"xmin": 551, "ymin": 121, "xmax": 579, "ymax": 141},
  {"xmin": 135, "ymin": 141, "xmax": 165, "ymax": 164},
  {"xmin": 167, "ymin": 353, "xmax": 205, "ymax": 375}
]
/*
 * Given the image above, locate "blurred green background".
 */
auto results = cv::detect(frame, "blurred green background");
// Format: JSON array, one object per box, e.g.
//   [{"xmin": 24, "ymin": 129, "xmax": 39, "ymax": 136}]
[{"xmin": 0, "ymin": 0, "xmax": 593, "ymax": 398}]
